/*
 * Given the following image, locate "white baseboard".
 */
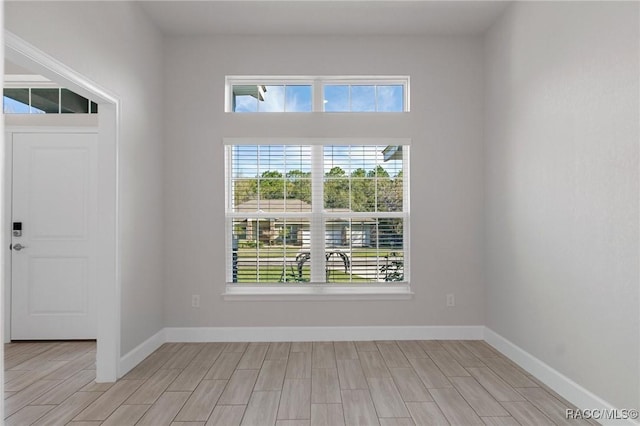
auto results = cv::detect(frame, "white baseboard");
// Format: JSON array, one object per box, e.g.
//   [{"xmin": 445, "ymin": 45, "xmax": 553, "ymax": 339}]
[
  {"xmin": 164, "ymin": 325, "xmax": 485, "ymax": 343},
  {"xmin": 484, "ymin": 327, "xmax": 638, "ymax": 426},
  {"xmin": 118, "ymin": 328, "xmax": 166, "ymax": 378}
]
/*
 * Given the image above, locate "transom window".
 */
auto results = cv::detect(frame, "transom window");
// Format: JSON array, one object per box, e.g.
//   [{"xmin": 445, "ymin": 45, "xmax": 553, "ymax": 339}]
[
  {"xmin": 226, "ymin": 76, "xmax": 409, "ymax": 113},
  {"xmin": 3, "ymin": 87, "xmax": 98, "ymax": 114},
  {"xmin": 225, "ymin": 139, "xmax": 410, "ymax": 285}
]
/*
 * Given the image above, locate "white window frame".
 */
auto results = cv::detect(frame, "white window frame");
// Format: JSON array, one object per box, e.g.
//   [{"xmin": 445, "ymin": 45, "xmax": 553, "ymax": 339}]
[
  {"xmin": 223, "ymin": 137, "xmax": 412, "ymax": 301},
  {"xmin": 225, "ymin": 76, "xmax": 410, "ymax": 113}
]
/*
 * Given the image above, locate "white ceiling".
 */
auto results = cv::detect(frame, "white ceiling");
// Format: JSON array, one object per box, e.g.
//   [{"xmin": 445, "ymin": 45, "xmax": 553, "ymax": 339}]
[{"xmin": 138, "ymin": 1, "xmax": 510, "ymax": 36}]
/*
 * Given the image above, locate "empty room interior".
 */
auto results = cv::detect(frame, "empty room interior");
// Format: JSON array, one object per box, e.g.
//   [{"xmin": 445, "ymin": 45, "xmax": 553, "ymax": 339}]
[{"xmin": 2, "ymin": 1, "xmax": 638, "ymax": 425}]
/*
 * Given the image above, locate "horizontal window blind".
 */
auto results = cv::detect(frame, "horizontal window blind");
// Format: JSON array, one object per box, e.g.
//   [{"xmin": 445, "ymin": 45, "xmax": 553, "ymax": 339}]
[{"xmin": 225, "ymin": 141, "xmax": 409, "ymax": 284}]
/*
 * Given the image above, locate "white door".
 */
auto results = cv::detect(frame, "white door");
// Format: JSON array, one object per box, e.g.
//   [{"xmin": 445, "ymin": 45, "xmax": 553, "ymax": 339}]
[{"xmin": 11, "ymin": 132, "xmax": 98, "ymax": 340}]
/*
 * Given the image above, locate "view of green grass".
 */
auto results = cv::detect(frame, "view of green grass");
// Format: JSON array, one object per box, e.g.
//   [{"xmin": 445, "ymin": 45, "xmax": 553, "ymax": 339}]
[
  {"xmin": 235, "ymin": 266, "xmax": 310, "ymax": 283},
  {"xmin": 234, "ymin": 245, "xmax": 403, "ymax": 283},
  {"xmin": 235, "ymin": 266, "xmax": 370, "ymax": 283}
]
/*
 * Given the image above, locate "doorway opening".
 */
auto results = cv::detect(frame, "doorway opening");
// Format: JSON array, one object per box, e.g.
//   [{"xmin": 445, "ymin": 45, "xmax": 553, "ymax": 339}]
[{"xmin": 4, "ymin": 31, "xmax": 120, "ymax": 382}]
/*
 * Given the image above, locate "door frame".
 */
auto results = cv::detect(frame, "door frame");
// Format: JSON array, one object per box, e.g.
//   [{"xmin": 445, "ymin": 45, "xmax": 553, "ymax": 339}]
[{"xmin": 4, "ymin": 31, "xmax": 121, "ymax": 382}]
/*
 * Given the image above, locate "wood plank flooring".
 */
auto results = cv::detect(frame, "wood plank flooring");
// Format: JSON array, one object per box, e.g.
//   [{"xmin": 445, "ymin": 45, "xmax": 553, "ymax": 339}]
[{"xmin": 4, "ymin": 340, "xmax": 597, "ymax": 425}]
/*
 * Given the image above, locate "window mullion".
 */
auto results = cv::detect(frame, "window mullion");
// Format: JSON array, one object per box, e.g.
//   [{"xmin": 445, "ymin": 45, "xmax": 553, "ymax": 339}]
[
  {"xmin": 310, "ymin": 145, "xmax": 325, "ymax": 282},
  {"xmin": 313, "ymin": 79, "xmax": 323, "ymax": 112},
  {"xmin": 374, "ymin": 85, "xmax": 378, "ymax": 112}
]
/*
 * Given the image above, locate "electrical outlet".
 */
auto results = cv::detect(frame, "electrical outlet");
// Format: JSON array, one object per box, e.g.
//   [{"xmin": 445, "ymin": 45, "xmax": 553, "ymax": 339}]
[
  {"xmin": 192, "ymin": 294, "xmax": 200, "ymax": 308},
  {"xmin": 446, "ymin": 293, "xmax": 455, "ymax": 307}
]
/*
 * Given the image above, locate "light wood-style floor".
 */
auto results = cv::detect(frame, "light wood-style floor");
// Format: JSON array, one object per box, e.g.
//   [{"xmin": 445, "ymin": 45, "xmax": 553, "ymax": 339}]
[{"xmin": 4, "ymin": 340, "xmax": 597, "ymax": 425}]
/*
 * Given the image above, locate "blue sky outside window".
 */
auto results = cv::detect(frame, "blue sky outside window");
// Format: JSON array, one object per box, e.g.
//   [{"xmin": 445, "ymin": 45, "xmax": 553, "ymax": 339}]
[
  {"xmin": 285, "ymin": 85, "xmax": 312, "ymax": 112},
  {"xmin": 324, "ymin": 85, "xmax": 349, "ymax": 112},
  {"xmin": 3, "ymin": 96, "xmax": 31, "ymax": 114},
  {"xmin": 351, "ymin": 85, "xmax": 376, "ymax": 112},
  {"xmin": 376, "ymin": 85, "xmax": 404, "ymax": 112},
  {"xmin": 232, "ymin": 144, "xmax": 400, "ymax": 180},
  {"xmin": 229, "ymin": 78, "xmax": 407, "ymax": 112},
  {"xmin": 231, "ymin": 145, "xmax": 313, "ymax": 178},
  {"xmin": 323, "ymin": 84, "xmax": 404, "ymax": 112},
  {"xmin": 233, "ymin": 84, "xmax": 312, "ymax": 112},
  {"xmin": 234, "ymin": 94, "xmax": 259, "ymax": 112},
  {"xmin": 260, "ymin": 85, "xmax": 285, "ymax": 111}
]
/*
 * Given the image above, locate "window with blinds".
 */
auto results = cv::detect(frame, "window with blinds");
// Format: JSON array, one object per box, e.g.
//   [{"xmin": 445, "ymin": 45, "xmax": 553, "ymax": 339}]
[{"xmin": 225, "ymin": 140, "xmax": 410, "ymax": 285}]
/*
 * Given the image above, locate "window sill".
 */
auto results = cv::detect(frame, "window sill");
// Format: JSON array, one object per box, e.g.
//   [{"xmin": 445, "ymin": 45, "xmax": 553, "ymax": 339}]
[{"xmin": 222, "ymin": 284, "xmax": 413, "ymax": 301}]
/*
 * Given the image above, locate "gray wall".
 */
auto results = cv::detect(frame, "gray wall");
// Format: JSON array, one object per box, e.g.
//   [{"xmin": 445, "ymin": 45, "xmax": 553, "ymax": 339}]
[
  {"xmin": 484, "ymin": 2, "xmax": 639, "ymax": 410},
  {"xmin": 163, "ymin": 35, "xmax": 486, "ymax": 327},
  {"xmin": 5, "ymin": 1, "xmax": 166, "ymax": 356}
]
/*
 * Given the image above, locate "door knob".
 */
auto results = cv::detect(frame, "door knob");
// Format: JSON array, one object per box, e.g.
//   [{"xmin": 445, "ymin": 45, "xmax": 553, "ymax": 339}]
[{"xmin": 12, "ymin": 243, "xmax": 26, "ymax": 251}]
